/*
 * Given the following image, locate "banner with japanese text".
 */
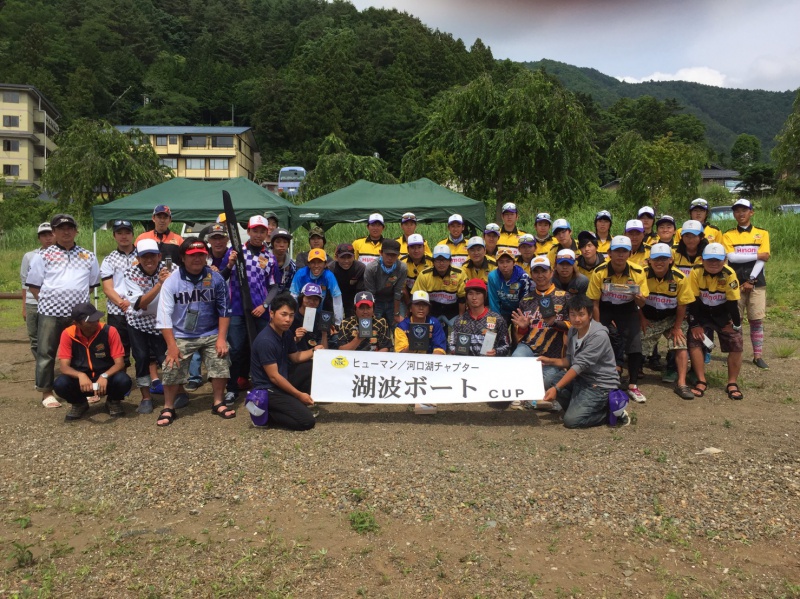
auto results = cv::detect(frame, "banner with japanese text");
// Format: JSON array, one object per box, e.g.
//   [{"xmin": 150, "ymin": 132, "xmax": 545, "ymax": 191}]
[{"xmin": 310, "ymin": 350, "xmax": 545, "ymax": 404}]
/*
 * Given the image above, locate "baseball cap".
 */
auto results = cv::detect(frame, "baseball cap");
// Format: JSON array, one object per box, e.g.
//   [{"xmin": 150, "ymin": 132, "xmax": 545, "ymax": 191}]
[
  {"xmin": 307, "ymin": 248, "xmax": 327, "ymax": 262},
  {"xmin": 656, "ymin": 215, "xmax": 676, "ymax": 227},
  {"xmin": 411, "ymin": 290, "xmax": 430, "ymax": 304},
  {"xmin": 184, "ymin": 240, "xmax": 208, "ymax": 255},
  {"xmin": 552, "ymin": 218, "xmax": 571, "ymax": 232},
  {"xmin": 432, "ymin": 245, "xmax": 451, "ymax": 259},
  {"xmin": 381, "ymin": 238, "xmax": 401, "ymax": 254},
  {"xmin": 464, "ymin": 278, "xmax": 487, "ymax": 293},
  {"xmin": 112, "ymin": 219, "xmax": 133, "ymax": 233},
  {"xmin": 301, "ymin": 282, "xmax": 323, "ymax": 298},
  {"xmin": 466, "ymin": 236, "xmax": 485, "ymax": 249},
  {"xmin": 638, "ymin": 206, "xmax": 655, "ymax": 218},
  {"xmin": 335, "ymin": 243, "xmax": 355, "ymax": 257},
  {"xmin": 245, "ymin": 389, "xmax": 269, "ymax": 427},
  {"xmin": 609, "ymin": 235, "xmax": 632, "ymax": 251},
  {"xmin": 577, "ymin": 230, "xmax": 598, "ymax": 248},
  {"xmin": 535, "ymin": 212, "xmax": 552, "ymax": 224},
  {"xmin": 354, "ymin": 291, "xmax": 374, "ymax": 307},
  {"xmin": 495, "ymin": 247, "xmax": 516, "ymax": 261},
  {"xmin": 407, "ymin": 233, "xmax": 424, "ymax": 246},
  {"xmin": 689, "ymin": 198, "xmax": 709, "ymax": 211},
  {"xmin": 448, "ymin": 214, "xmax": 463, "ymax": 225},
  {"xmin": 595, "ymin": 210, "xmax": 612, "ymax": 222},
  {"xmin": 153, "ymin": 204, "xmax": 171, "ymax": 216},
  {"xmin": 37, "ymin": 222, "xmax": 52, "ymax": 234},
  {"xmin": 308, "ymin": 226, "xmax": 325, "ymax": 239},
  {"xmin": 649, "ymin": 243, "xmax": 673, "ymax": 259},
  {"xmin": 136, "ymin": 239, "xmax": 160, "ymax": 255},
  {"xmin": 518, "ymin": 233, "xmax": 535, "ymax": 246},
  {"xmin": 625, "ymin": 219, "xmax": 644, "ymax": 232},
  {"xmin": 680, "ymin": 220, "xmax": 704, "ymax": 236},
  {"xmin": 733, "ymin": 198, "xmax": 753, "ymax": 210},
  {"xmin": 530, "ymin": 255, "xmax": 551, "ymax": 270},
  {"xmin": 501, "ymin": 202, "xmax": 517, "ymax": 213},
  {"xmin": 248, "ymin": 215, "xmax": 269, "ymax": 229},
  {"xmin": 608, "ymin": 388, "xmax": 629, "ymax": 426},
  {"xmin": 71, "ymin": 302, "xmax": 104, "ymax": 323},
  {"xmin": 263, "ymin": 211, "xmax": 278, "ymax": 223},
  {"xmin": 556, "ymin": 249, "xmax": 576, "ymax": 264},
  {"xmin": 207, "ymin": 223, "xmax": 228, "ymax": 238},
  {"xmin": 702, "ymin": 243, "xmax": 726, "ymax": 261},
  {"xmin": 401, "ymin": 212, "xmax": 417, "ymax": 223},
  {"xmin": 368, "ymin": 213, "xmax": 384, "ymax": 225},
  {"xmin": 50, "ymin": 213, "xmax": 77, "ymax": 228},
  {"xmin": 484, "ymin": 223, "xmax": 501, "ymax": 235},
  {"xmin": 271, "ymin": 228, "xmax": 292, "ymax": 241}
]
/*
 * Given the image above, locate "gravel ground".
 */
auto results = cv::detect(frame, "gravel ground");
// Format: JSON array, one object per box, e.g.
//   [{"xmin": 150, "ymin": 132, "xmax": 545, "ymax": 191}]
[{"xmin": 1, "ymin": 327, "xmax": 798, "ymax": 597}]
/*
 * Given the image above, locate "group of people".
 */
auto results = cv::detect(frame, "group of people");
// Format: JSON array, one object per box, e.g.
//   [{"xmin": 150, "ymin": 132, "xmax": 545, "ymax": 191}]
[{"xmin": 20, "ymin": 195, "xmax": 770, "ymax": 430}]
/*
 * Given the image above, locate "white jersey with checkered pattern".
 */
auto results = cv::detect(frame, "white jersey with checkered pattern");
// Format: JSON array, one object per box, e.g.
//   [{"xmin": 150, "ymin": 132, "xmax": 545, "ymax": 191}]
[
  {"xmin": 100, "ymin": 248, "xmax": 137, "ymax": 316},
  {"xmin": 122, "ymin": 262, "xmax": 164, "ymax": 334},
  {"xmin": 25, "ymin": 244, "xmax": 100, "ymax": 318}
]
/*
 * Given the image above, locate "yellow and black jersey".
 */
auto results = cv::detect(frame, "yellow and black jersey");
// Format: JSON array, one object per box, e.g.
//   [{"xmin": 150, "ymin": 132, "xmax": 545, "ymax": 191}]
[
  {"xmin": 515, "ymin": 255, "xmax": 531, "ymax": 275},
  {"xmin": 352, "ymin": 237, "xmax": 383, "ymax": 265},
  {"xmin": 722, "ymin": 225, "xmax": 770, "ymax": 287},
  {"xmin": 497, "ymin": 227, "xmax": 527, "ymax": 255},
  {"xmin": 672, "ymin": 250, "xmax": 703, "ymax": 277},
  {"xmin": 435, "ymin": 237, "xmax": 469, "ymax": 269},
  {"xmin": 402, "ymin": 255, "xmax": 434, "ymax": 291},
  {"xmin": 462, "ymin": 256, "xmax": 497, "ymax": 282},
  {"xmin": 688, "ymin": 264, "xmax": 740, "ymax": 308},
  {"xmin": 396, "ymin": 235, "xmax": 432, "ymax": 257},
  {"xmin": 547, "ymin": 240, "xmax": 580, "ymax": 268},
  {"xmin": 575, "ymin": 253, "xmax": 608, "ymax": 278},
  {"xmin": 534, "ymin": 236, "xmax": 556, "ymax": 256},
  {"xmin": 674, "ymin": 222, "xmax": 722, "ymax": 245},
  {"xmin": 645, "ymin": 230, "xmax": 659, "ymax": 245},
  {"xmin": 411, "ymin": 266, "xmax": 466, "ymax": 318},
  {"xmin": 642, "ymin": 267, "xmax": 694, "ymax": 321},
  {"xmin": 587, "ymin": 261, "xmax": 649, "ymax": 306},
  {"xmin": 628, "ymin": 242, "xmax": 651, "ymax": 268},
  {"xmin": 595, "ymin": 237, "xmax": 611, "ymax": 254}
]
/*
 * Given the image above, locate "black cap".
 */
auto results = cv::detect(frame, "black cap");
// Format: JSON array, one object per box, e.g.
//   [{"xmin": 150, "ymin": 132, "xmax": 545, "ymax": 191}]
[
  {"xmin": 207, "ymin": 223, "xmax": 228, "ymax": 238},
  {"xmin": 51, "ymin": 214, "xmax": 77, "ymax": 228},
  {"xmin": 271, "ymin": 228, "xmax": 292, "ymax": 241},
  {"xmin": 112, "ymin": 219, "xmax": 133, "ymax": 232},
  {"xmin": 381, "ymin": 238, "xmax": 401, "ymax": 254},
  {"xmin": 577, "ymin": 230, "xmax": 598, "ymax": 249},
  {"xmin": 71, "ymin": 302, "xmax": 104, "ymax": 322},
  {"xmin": 336, "ymin": 243, "xmax": 355, "ymax": 256}
]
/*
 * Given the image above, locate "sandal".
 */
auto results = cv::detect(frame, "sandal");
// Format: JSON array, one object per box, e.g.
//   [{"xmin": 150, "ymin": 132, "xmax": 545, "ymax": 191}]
[
  {"xmin": 42, "ymin": 395, "xmax": 62, "ymax": 408},
  {"xmin": 726, "ymin": 382, "xmax": 744, "ymax": 401},
  {"xmin": 674, "ymin": 384, "xmax": 695, "ymax": 400},
  {"xmin": 211, "ymin": 402, "xmax": 236, "ymax": 419},
  {"xmin": 156, "ymin": 407, "xmax": 177, "ymax": 427},
  {"xmin": 691, "ymin": 380, "xmax": 708, "ymax": 398}
]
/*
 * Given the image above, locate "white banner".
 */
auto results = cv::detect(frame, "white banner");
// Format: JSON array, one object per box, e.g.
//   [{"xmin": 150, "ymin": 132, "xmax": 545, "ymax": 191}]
[{"xmin": 310, "ymin": 349, "xmax": 545, "ymax": 404}]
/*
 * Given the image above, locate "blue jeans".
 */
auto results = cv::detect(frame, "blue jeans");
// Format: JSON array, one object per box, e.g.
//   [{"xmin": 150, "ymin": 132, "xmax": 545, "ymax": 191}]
[
  {"xmin": 188, "ymin": 352, "xmax": 203, "ymax": 384},
  {"xmin": 555, "ymin": 378, "xmax": 610, "ymax": 429},
  {"xmin": 35, "ymin": 314, "xmax": 73, "ymax": 392},
  {"xmin": 511, "ymin": 344, "xmax": 566, "ymax": 397},
  {"xmin": 373, "ymin": 299, "xmax": 394, "ymax": 321}
]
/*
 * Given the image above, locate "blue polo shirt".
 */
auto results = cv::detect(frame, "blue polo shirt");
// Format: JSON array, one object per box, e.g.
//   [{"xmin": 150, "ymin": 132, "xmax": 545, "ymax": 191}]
[{"xmin": 251, "ymin": 324, "xmax": 298, "ymax": 391}]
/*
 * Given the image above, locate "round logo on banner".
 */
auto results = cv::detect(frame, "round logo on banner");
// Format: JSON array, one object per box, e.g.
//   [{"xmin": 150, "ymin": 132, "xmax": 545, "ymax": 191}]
[
  {"xmin": 331, "ymin": 356, "xmax": 349, "ymax": 368},
  {"xmin": 360, "ymin": 318, "xmax": 371, "ymax": 329},
  {"xmin": 412, "ymin": 325, "xmax": 427, "ymax": 339}
]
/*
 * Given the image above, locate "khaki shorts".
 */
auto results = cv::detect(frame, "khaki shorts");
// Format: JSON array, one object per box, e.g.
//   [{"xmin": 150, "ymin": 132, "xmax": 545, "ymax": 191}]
[
  {"xmin": 641, "ymin": 316, "xmax": 688, "ymax": 356},
  {"xmin": 161, "ymin": 334, "xmax": 230, "ymax": 385},
  {"xmin": 738, "ymin": 287, "xmax": 766, "ymax": 321}
]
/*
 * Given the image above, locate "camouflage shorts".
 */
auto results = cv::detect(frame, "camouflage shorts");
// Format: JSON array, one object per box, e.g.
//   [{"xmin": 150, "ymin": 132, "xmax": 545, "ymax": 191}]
[
  {"xmin": 161, "ymin": 334, "xmax": 230, "ymax": 385},
  {"xmin": 641, "ymin": 316, "xmax": 688, "ymax": 356}
]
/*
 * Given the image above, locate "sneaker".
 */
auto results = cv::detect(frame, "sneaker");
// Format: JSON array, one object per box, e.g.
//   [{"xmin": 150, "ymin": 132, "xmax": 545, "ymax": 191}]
[
  {"xmin": 617, "ymin": 410, "xmax": 631, "ymax": 427},
  {"xmin": 703, "ymin": 352, "xmax": 711, "ymax": 365},
  {"xmin": 65, "ymin": 401, "xmax": 89, "ymax": 421},
  {"xmin": 627, "ymin": 386, "xmax": 647, "ymax": 403},
  {"xmin": 174, "ymin": 393, "xmax": 190, "ymax": 409},
  {"xmin": 237, "ymin": 377, "xmax": 252, "ymax": 391},
  {"xmin": 414, "ymin": 403, "xmax": 437, "ymax": 414},
  {"xmin": 106, "ymin": 400, "xmax": 124, "ymax": 418},
  {"xmin": 224, "ymin": 391, "xmax": 237, "ymax": 406},
  {"xmin": 752, "ymin": 357, "xmax": 769, "ymax": 369},
  {"xmin": 661, "ymin": 369, "xmax": 678, "ymax": 383},
  {"xmin": 184, "ymin": 379, "xmax": 202, "ymax": 392},
  {"xmin": 509, "ymin": 400, "xmax": 525, "ymax": 410},
  {"xmin": 137, "ymin": 399, "xmax": 154, "ymax": 414},
  {"xmin": 150, "ymin": 379, "xmax": 164, "ymax": 395}
]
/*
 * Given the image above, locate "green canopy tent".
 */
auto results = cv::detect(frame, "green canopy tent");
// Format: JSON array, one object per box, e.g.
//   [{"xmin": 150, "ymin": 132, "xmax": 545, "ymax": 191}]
[
  {"xmin": 289, "ymin": 178, "xmax": 486, "ymax": 231},
  {"xmin": 90, "ymin": 177, "xmax": 295, "ymax": 230}
]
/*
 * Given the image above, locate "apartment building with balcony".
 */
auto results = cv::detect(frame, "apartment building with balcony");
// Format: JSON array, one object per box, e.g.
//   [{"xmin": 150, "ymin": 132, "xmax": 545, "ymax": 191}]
[
  {"xmin": 0, "ymin": 83, "xmax": 60, "ymax": 189},
  {"xmin": 115, "ymin": 126, "xmax": 258, "ymax": 181}
]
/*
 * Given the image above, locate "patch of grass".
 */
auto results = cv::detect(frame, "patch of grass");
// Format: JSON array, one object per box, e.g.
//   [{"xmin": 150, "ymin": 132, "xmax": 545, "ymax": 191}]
[
  {"xmin": 13, "ymin": 515, "xmax": 31, "ymax": 529},
  {"xmin": 349, "ymin": 510, "xmax": 379, "ymax": 535},
  {"xmin": 349, "ymin": 488, "xmax": 366, "ymax": 502},
  {"xmin": 9, "ymin": 541, "xmax": 35, "ymax": 568},
  {"xmin": 774, "ymin": 343, "xmax": 797, "ymax": 359},
  {"xmin": 723, "ymin": 419, "xmax": 732, "ymax": 429},
  {"xmin": 657, "ymin": 451, "xmax": 667, "ymax": 463}
]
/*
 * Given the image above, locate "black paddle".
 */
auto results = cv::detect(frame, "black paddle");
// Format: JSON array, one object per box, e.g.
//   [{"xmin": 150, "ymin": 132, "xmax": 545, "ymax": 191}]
[{"xmin": 222, "ymin": 190, "xmax": 258, "ymax": 346}]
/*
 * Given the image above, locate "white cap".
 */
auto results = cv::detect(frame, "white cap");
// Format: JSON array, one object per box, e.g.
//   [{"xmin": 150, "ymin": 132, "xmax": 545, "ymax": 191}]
[
  {"xmin": 484, "ymin": 223, "xmax": 501, "ymax": 235},
  {"xmin": 552, "ymin": 218, "xmax": 571, "ymax": 232},
  {"xmin": 556, "ymin": 249, "xmax": 576, "ymax": 264},
  {"xmin": 407, "ymin": 233, "xmax": 424, "ymax": 246},
  {"xmin": 625, "ymin": 219, "xmax": 644, "ymax": 232},
  {"xmin": 432, "ymin": 244, "xmax": 451, "ymax": 259},
  {"xmin": 649, "ymin": 243, "xmax": 673, "ymax": 259},
  {"xmin": 501, "ymin": 202, "xmax": 517, "ymax": 213},
  {"xmin": 530, "ymin": 255, "xmax": 551, "ymax": 270},
  {"xmin": 37, "ymin": 222, "xmax": 52, "ymax": 234},
  {"xmin": 733, "ymin": 198, "xmax": 753, "ymax": 209},
  {"xmin": 638, "ymin": 206, "xmax": 655, "ymax": 217},
  {"xmin": 690, "ymin": 198, "xmax": 709, "ymax": 210},
  {"xmin": 518, "ymin": 234, "xmax": 535, "ymax": 245},
  {"xmin": 136, "ymin": 239, "xmax": 160, "ymax": 255},
  {"xmin": 368, "ymin": 213, "xmax": 384, "ymax": 224},
  {"xmin": 535, "ymin": 212, "xmax": 552, "ymax": 223},
  {"xmin": 448, "ymin": 214, "xmax": 464, "ymax": 225},
  {"xmin": 411, "ymin": 290, "xmax": 430, "ymax": 304},
  {"xmin": 609, "ymin": 235, "xmax": 632, "ymax": 251},
  {"xmin": 702, "ymin": 242, "xmax": 726, "ymax": 260},
  {"xmin": 466, "ymin": 236, "xmax": 485, "ymax": 249},
  {"xmin": 681, "ymin": 220, "xmax": 704, "ymax": 236},
  {"xmin": 248, "ymin": 215, "xmax": 269, "ymax": 229}
]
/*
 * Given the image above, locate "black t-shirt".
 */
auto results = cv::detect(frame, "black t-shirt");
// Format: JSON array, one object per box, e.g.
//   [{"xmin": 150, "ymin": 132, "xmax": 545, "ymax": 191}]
[
  {"xmin": 251, "ymin": 324, "xmax": 298, "ymax": 390},
  {"xmin": 291, "ymin": 310, "xmax": 324, "ymax": 351},
  {"xmin": 330, "ymin": 261, "xmax": 366, "ymax": 318}
]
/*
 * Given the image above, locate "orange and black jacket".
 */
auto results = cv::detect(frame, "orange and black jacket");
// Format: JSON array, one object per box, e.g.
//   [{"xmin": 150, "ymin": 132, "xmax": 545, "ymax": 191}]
[{"xmin": 64, "ymin": 324, "xmax": 115, "ymax": 378}]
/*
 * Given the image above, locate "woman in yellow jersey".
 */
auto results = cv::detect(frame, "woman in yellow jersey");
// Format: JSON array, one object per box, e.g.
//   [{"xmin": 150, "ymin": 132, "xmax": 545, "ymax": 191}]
[
  {"xmin": 594, "ymin": 210, "xmax": 613, "ymax": 254},
  {"xmin": 672, "ymin": 220, "xmax": 708, "ymax": 277}
]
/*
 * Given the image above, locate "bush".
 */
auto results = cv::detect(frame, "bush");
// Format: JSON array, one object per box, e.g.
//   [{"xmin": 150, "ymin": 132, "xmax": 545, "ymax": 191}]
[
  {"xmin": 0, "ymin": 185, "xmax": 53, "ymax": 232},
  {"xmin": 697, "ymin": 183, "xmax": 732, "ymax": 206}
]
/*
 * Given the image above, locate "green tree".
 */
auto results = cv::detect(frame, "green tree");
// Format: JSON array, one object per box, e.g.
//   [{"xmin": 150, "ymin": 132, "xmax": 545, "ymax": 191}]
[
  {"xmin": 43, "ymin": 120, "xmax": 172, "ymax": 215},
  {"xmin": 730, "ymin": 133, "xmax": 762, "ymax": 171},
  {"xmin": 607, "ymin": 132, "xmax": 706, "ymax": 210},
  {"xmin": 402, "ymin": 70, "xmax": 599, "ymax": 221},
  {"xmin": 738, "ymin": 163, "xmax": 775, "ymax": 198},
  {"xmin": 773, "ymin": 89, "xmax": 800, "ymax": 195},
  {"xmin": 300, "ymin": 134, "xmax": 397, "ymax": 201}
]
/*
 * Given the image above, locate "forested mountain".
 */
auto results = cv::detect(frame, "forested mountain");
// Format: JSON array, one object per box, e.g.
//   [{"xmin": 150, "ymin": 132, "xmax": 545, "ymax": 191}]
[{"xmin": 525, "ymin": 59, "xmax": 796, "ymax": 158}]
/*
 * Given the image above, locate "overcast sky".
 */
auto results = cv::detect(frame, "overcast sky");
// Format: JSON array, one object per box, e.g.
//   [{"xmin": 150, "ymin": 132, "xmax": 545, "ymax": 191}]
[{"xmin": 348, "ymin": 0, "xmax": 800, "ymax": 92}]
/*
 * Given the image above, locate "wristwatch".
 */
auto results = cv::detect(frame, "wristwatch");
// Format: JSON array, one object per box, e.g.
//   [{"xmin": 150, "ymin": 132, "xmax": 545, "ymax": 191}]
[{"xmin": 100, "ymin": 373, "xmax": 109, "ymax": 379}]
